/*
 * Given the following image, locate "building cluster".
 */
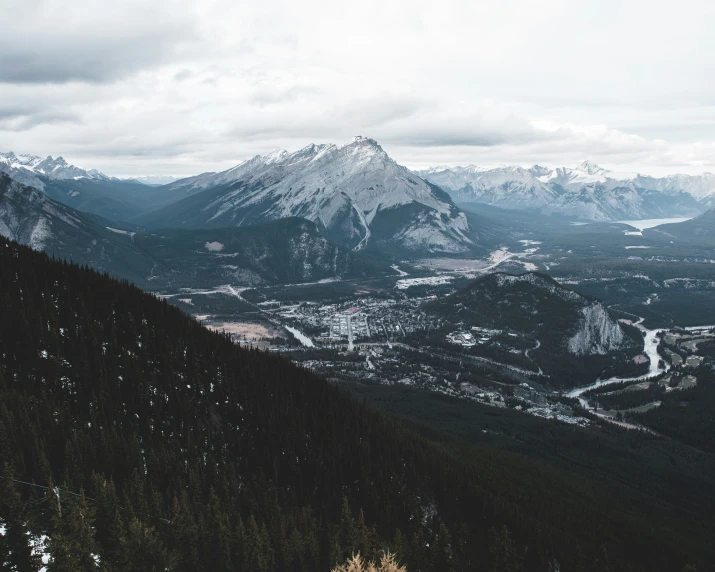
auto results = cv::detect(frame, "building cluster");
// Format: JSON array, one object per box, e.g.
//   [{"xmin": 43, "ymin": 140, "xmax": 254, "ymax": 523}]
[{"xmin": 446, "ymin": 326, "xmax": 503, "ymax": 347}]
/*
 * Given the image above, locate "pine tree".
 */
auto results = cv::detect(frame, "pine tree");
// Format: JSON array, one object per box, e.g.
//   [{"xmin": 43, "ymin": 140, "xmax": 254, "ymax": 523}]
[
  {"xmin": 489, "ymin": 525, "xmax": 520, "ymax": 572},
  {"xmin": 0, "ymin": 463, "xmax": 38, "ymax": 572},
  {"xmin": 117, "ymin": 518, "xmax": 171, "ymax": 572},
  {"xmin": 432, "ymin": 523, "xmax": 455, "ymax": 572},
  {"xmin": 169, "ymin": 493, "xmax": 200, "ymax": 572},
  {"xmin": 46, "ymin": 488, "xmax": 99, "ymax": 572},
  {"xmin": 90, "ymin": 475, "xmax": 123, "ymax": 564}
]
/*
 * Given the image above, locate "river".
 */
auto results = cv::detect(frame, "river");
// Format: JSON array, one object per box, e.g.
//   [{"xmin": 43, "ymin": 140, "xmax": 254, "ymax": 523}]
[
  {"xmin": 566, "ymin": 318, "xmax": 668, "ymax": 408},
  {"xmin": 285, "ymin": 326, "xmax": 315, "ymax": 348}
]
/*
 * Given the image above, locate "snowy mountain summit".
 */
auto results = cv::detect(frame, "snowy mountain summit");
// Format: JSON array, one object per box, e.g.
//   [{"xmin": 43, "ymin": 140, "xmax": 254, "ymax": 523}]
[
  {"xmin": 420, "ymin": 161, "xmax": 713, "ymax": 221},
  {"xmin": 0, "ymin": 151, "xmax": 110, "ymax": 189},
  {"xmin": 146, "ymin": 136, "xmax": 474, "ymax": 254}
]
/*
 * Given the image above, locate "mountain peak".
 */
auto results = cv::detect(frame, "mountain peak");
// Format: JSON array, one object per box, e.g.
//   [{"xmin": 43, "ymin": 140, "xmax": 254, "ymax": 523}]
[
  {"xmin": 0, "ymin": 151, "xmax": 109, "ymax": 184},
  {"xmin": 529, "ymin": 164, "xmax": 553, "ymax": 177},
  {"xmin": 153, "ymin": 137, "xmax": 473, "ymax": 254},
  {"xmin": 575, "ymin": 160, "xmax": 606, "ymax": 175},
  {"xmin": 345, "ymin": 135, "xmax": 380, "ymax": 147}
]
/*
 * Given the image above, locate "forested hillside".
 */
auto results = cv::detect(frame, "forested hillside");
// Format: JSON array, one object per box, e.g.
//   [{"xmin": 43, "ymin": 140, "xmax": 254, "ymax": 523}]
[{"xmin": 0, "ymin": 236, "xmax": 709, "ymax": 571}]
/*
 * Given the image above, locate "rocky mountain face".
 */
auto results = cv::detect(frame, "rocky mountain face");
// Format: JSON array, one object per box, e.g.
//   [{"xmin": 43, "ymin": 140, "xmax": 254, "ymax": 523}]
[
  {"xmin": 139, "ymin": 137, "xmax": 475, "ymax": 256},
  {"xmin": 0, "ymin": 173, "xmax": 156, "ymax": 277},
  {"xmin": 420, "ymin": 162, "xmax": 711, "ymax": 221}
]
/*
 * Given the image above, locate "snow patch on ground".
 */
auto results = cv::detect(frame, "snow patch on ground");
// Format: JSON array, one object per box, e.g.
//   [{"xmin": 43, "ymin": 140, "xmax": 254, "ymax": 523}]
[
  {"xmin": 29, "ymin": 217, "xmax": 50, "ymax": 250},
  {"xmin": 106, "ymin": 226, "xmax": 136, "ymax": 238},
  {"xmin": 618, "ymin": 217, "xmax": 693, "ymax": 230},
  {"xmin": 204, "ymin": 241, "xmax": 224, "ymax": 252},
  {"xmin": 285, "ymin": 326, "xmax": 315, "ymax": 347},
  {"xmin": 396, "ymin": 275, "xmax": 453, "ymax": 290}
]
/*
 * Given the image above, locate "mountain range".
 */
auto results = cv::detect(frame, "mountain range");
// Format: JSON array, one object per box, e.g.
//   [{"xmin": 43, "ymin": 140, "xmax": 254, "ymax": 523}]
[
  {"xmin": 0, "ymin": 173, "xmax": 388, "ymax": 288},
  {"xmin": 419, "ymin": 161, "xmax": 714, "ymax": 221},
  {"xmin": 0, "ymin": 151, "xmax": 110, "ymax": 186},
  {"xmin": 4, "ymin": 140, "xmax": 715, "ymax": 262},
  {"xmin": 137, "ymin": 136, "xmax": 475, "ymax": 255},
  {"xmin": 0, "ymin": 151, "xmax": 205, "ymax": 222}
]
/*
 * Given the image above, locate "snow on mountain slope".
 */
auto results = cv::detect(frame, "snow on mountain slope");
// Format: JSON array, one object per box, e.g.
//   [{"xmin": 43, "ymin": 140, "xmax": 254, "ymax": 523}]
[
  {"xmin": 0, "ymin": 151, "xmax": 111, "ymax": 188},
  {"xmin": 149, "ymin": 137, "xmax": 474, "ymax": 254},
  {"xmin": 423, "ymin": 165, "xmax": 557, "ymax": 209},
  {"xmin": 419, "ymin": 162, "xmax": 711, "ymax": 221},
  {"xmin": 632, "ymin": 172, "xmax": 715, "ymax": 204}
]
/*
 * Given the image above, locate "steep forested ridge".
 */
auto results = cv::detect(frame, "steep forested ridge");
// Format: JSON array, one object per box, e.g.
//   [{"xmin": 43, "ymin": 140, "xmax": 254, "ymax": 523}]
[{"xmin": 0, "ymin": 236, "xmax": 709, "ymax": 571}]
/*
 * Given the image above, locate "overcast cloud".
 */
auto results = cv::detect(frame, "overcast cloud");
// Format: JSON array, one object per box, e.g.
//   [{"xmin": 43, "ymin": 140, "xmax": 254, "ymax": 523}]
[{"xmin": 1, "ymin": 0, "xmax": 714, "ymax": 176}]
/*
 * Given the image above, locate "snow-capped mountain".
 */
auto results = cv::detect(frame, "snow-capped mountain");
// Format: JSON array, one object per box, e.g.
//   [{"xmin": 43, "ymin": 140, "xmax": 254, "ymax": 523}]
[
  {"xmin": 0, "ymin": 151, "xmax": 110, "ymax": 189},
  {"xmin": 419, "ymin": 165, "xmax": 557, "ymax": 210},
  {"xmin": 631, "ymin": 173, "xmax": 715, "ymax": 205},
  {"xmin": 419, "ymin": 162, "xmax": 712, "ymax": 221},
  {"xmin": 141, "ymin": 136, "xmax": 475, "ymax": 255}
]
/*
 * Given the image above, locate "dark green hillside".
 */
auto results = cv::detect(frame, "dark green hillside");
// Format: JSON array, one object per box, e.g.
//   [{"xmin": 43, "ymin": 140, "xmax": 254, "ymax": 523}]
[
  {"xmin": 645, "ymin": 208, "xmax": 715, "ymax": 244},
  {"xmin": 135, "ymin": 218, "xmax": 391, "ymax": 289},
  {"xmin": 0, "ymin": 237, "xmax": 710, "ymax": 571},
  {"xmin": 423, "ymin": 272, "xmax": 642, "ymax": 386}
]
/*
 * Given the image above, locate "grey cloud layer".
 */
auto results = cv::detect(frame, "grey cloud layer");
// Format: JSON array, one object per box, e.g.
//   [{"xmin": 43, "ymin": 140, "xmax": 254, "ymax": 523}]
[
  {"xmin": 1, "ymin": 0, "xmax": 714, "ymax": 176},
  {"xmin": 0, "ymin": 0, "xmax": 198, "ymax": 84}
]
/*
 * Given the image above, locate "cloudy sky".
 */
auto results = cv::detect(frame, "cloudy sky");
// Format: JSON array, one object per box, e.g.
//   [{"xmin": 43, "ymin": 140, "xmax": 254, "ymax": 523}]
[{"xmin": 2, "ymin": 0, "xmax": 714, "ymax": 177}]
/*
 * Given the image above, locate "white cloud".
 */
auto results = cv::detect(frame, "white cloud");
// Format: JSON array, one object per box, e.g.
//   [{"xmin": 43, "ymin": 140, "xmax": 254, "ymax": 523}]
[{"xmin": 1, "ymin": 0, "xmax": 714, "ymax": 176}]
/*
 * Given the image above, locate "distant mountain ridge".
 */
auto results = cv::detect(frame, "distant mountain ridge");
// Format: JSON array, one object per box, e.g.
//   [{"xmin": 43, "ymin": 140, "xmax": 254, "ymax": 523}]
[
  {"xmin": 0, "ymin": 151, "xmax": 210, "ymax": 222},
  {"xmin": 0, "ymin": 151, "xmax": 111, "ymax": 188},
  {"xmin": 0, "ymin": 172, "xmax": 156, "ymax": 278},
  {"xmin": 139, "ymin": 136, "xmax": 476, "ymax": 256},
  {"xmin": 0, "ymin": 173, "xmax": 389, "ymax": 288},
  {"xmin": 419, "ymin": 162, "xmax": 713, "ymax": 221}
]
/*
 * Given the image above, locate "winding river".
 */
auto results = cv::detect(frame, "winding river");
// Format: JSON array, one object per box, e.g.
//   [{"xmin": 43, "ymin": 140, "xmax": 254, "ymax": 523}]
[{"xmin": 566, "ymin": 318, "xmax": 668, "ymax": 409}]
